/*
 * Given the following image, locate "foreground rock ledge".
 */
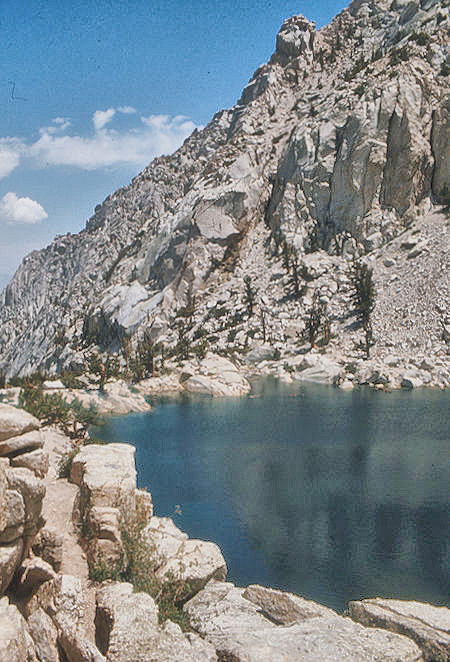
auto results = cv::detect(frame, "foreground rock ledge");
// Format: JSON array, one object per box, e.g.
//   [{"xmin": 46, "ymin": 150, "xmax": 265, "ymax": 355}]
[
  {"xmin": 348, "ymin": 598, "xmax": 450, "ymax": 662},
  {"xmin": 184, "ymin": 581, "xmax": 425, "ymax": 661}
]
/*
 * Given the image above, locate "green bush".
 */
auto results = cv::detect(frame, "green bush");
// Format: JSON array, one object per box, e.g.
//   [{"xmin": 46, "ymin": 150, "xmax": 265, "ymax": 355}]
[
  {"xmin": 441, "ymin": 61, "xmax": 450, "ymax": 77},
  {"xmin": 389, "ymin": 45, "xmax": 410, "ymax": 65},
  {"xmin": 60, "ymin": 370, "xmax": 85, "ymax": 389},
  {"xmin": 88, "ymin": 508, "xmax": 191, "ymax": 629},
  {"xmin": 19, "ymin": 384, "xmax": 99, "ymax": 438}
]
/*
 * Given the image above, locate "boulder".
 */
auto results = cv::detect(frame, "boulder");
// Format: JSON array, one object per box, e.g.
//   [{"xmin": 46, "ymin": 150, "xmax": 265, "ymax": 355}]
[
  {"xmin": 6, "ymin": 467, "xmax": 45, "ymax": 539},
  {"xmin": 245, "ymin": 345, "xmax": 276, "ymax": 363},
  {"xmin": 348, "ymin": 598, "xmax": 450, "ymax": 662},
  {"xmin": 95, "ymin": 582, "xmax": 158, "ymax": 657},
  {"xmin": 16, "ymin": 557, "xmax": 56, "ymax": 597},
  {"xmin": 95, "ymin": 582, "xmax": 216, "ymax": 662},
  {"xmin": 0, "ymin": 595, "xmax": 37, "ymax": 662},
  {"xmin": 70, "ymin": 443, "xmax": 136, "ymax": 514},
  {"xmin": 0, "ymin": 404, "xmax": 40, "ymax": 443},
  {"xmin": 0, "ymin": 489, "xmax": 25, "ymax": 543},
  {"xmin": 184, "ymin": 580, "xmax": 424, "ymax": 661},
  {"xmin": 0, "ymin": 539, "xmax": 23, "ymax": 595},
  {"xmin": 144, "ymin": 516, "xmax": 227, "ymax": 596},
  {"xmin": 27, "ymin": 608, "xmax": 59, "ymax": 662},
  {"xmin": 401, "ymin": 374, "xmax": 423, "ymax": 389},
  {"xmin": 0, "ymin": 460, "xmax": 7, "ymax": 532},
  {"xmin": 87, "ymin": 506, "xmax": 123, "ymax": 566},
  {"xmin": 144, "ymin": 516, "xmax": 189, "ymax": 561},
  {"xmin": 32, "ymin": 527, "xmax": 63, "ymax": 572},
  {"xmin": 27, "ymin": 574, "xmax": 105, "ymax": 662},
  {"xmin": 156, "ymin": 539, "xmax": 227, "ymax": 595},
  {"xmin": 65, "ymin": 381, "xmax": 151, "ymax": 415},
  {"xmin": 184, "ymin": 354, "xmax": 250, "ymax": 397},
  {"xmin": 11, "ymin": 448, "xmax": 49, "ymax": 478},
  {"xmin": 296, "ymin": 357, "xmax": 342, "ymax": 384},
  {"xmin": 242, "ymin": 584, "xmax": 336, "ymax": 624},
  {"xmin": 0, "ymin": 430, "xmax": 44, "ymax": 459},
  {"xmin": 43, "ymin": 379, "xmax": 65, "ymax": 390}
]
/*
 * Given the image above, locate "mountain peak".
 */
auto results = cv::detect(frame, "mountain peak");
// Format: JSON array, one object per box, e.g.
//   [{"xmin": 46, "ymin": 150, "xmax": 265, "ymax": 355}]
[{"xmin": 0, "ymin": 0, "xmax": 449, "ymax": 382}]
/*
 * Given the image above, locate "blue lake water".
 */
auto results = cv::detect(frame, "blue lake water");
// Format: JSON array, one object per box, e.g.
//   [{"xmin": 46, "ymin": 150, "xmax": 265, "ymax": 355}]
[{"xmin": 92, "ymin": 380, "xmax": 450, "ymax": 612}]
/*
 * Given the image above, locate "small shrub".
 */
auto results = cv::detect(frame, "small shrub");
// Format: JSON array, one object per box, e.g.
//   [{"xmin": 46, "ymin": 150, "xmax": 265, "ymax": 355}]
[
  {"xmin": 349, "ymin": 259, "xmax": 376, "ymax": 323},
  {"xmin": 389, "ymin": 45, "xmax": 410, "ymax": 65},
  {"xmin": 409, "ymin": 31, "xmax": 430, "ymax": 46},
  {"xmin": 440, "ymin": 61, "xmax": 450, "ymax": 77},
  {"xmin": 89, "ymin": 552, "xmax": 122, "ymax": 583},
  {"xmin": 60, "ymin": 370, "xmax": 84, "ymax": 389},
  {"xmin": 344, "ymin": 56, "xmax": 367, "ymax": 81},
  {"xmin": 349, "ymin": 258, "xmax": 376, "ymax": 358},
  {"xmin": 355, "ymin": 82, "xmax": 366, "ymax": 97},
  {"xmin": 305, "ymin": 293, "xmax": 329, "ymax": 348},
  {"xmin": 58, "ymin": 447, "xmax": 80, "ymax": 479}
]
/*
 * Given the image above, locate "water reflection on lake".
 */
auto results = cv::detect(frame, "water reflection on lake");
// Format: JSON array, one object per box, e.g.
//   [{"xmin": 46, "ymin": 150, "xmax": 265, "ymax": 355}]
[{"xmin": 92, "ymin": 380, "xmax": 450, "ymax": 611}]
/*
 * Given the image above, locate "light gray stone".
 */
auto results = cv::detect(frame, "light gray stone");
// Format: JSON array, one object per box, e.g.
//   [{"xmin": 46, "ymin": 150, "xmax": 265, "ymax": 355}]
[
  {"xmin": 0, "ymin": 595, "xmax": 37, "ymax": 662},
  {"xmin": 11, "ymin": 448, "xmax": 49, "ymax": 478},
  {"xmin": 70, "ymin": 443, "xmax": 136, "ymax": 514},
  {"xmin": 0, "ymin": 405, "xmax": 40, "ymax": 443},
  {"xmin": 349, "ymin": 598, "xmax": 450, "ymax": 662},
  {"xmin": 95, "ymin": 582, "xmax": 217, "ymax": 662}
]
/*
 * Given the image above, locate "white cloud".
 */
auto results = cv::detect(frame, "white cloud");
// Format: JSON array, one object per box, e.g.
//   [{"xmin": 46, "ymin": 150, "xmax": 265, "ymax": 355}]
[
  {"xmin": 0, "ymin": 192, "xmax": 48, "ymax": 225},
  {"xmin": 0, "ymin": 139, "xmax": 24, "ymax": 179},
  {"xmin": 118, "ymin": 106, "xmax": 136, "ymax": 114},
  {"xmin": 39, "ymin": 117, "xmax": 72, "ymax": 136},
  {"xmin": 29, "ymin": 114, "xmax": 199, "ymax": 170},
  {"xmin": 93, "ymin": 108, "xmax": 116, "ymax": 131},
  {"xmin": 0, "ymin": 107, "xmax": 200, "ymax": 175}
]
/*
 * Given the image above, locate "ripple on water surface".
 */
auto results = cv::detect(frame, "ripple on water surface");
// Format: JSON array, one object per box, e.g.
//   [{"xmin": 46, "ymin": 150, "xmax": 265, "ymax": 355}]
[{"xmin": 92, "ymin": 380, "xmax": 450, "ymax": 611}]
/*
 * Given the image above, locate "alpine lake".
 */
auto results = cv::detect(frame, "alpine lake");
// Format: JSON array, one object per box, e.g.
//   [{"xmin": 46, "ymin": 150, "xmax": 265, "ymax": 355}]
[{"xmin": 91, "ymin": 379, "xmax": 449, "ymax": 612}]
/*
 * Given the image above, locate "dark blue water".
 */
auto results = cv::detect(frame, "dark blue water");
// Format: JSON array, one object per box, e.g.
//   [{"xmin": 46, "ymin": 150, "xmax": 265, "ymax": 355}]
[{"xmin": 92, "ymin": 380, "xmax": 450, "ymax": 612}]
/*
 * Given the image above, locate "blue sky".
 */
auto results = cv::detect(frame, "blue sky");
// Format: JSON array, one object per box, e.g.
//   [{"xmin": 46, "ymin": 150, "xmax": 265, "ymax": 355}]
[{"xmin": 0, "ymin": 0, "xmax": 346, "ymax": 286}]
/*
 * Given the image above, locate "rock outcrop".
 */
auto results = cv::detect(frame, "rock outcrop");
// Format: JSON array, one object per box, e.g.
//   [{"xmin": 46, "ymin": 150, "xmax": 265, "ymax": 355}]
[
  {"xmin": 0, "ymin": 406, "xmax": 46, "ymax": 597},
  {"xmin": 0, "ymin": 0, "xmax": 448, "ymax": 386},
  {"xmin": 95, "ymin": 582, "xmax": 217, "ymax": 662},
  {"xmin": 144, "ymin": 516, "xmax": 227, "ymax": 597},
  {"xmin": 0, "ymin": 596, "xmax": 37, "ymax": 662}
]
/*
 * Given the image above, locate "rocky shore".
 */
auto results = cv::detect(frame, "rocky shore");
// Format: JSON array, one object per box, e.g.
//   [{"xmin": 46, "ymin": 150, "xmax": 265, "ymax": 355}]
[
  {"xmin": 0, "ymin": 401, "xmax": 449, "ymax": 661},
  {"xmin": 1, "ymin": 343, "xmax": 449, "ymax": 429}
]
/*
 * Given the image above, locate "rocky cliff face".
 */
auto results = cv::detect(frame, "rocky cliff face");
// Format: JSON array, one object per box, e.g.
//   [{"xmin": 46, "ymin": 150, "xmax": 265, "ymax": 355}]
[{"xmin": 0, "ymin": 0, "xmax": 449, "ymax": 377}]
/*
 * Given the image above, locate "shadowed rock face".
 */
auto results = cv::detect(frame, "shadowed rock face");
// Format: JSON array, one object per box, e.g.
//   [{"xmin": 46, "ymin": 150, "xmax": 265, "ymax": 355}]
[{"xmin": 0, "ymin": 0, "xmax": 449, "ymax": 376}]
